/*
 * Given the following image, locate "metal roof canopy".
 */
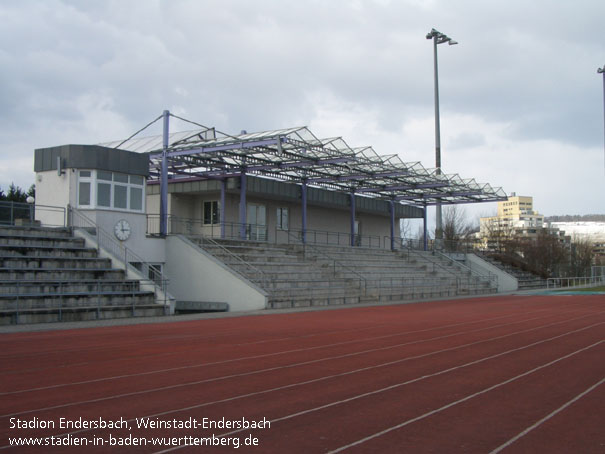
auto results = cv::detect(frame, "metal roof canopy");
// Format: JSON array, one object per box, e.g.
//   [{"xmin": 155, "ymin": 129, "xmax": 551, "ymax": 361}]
[{"xmin": 101, "ymin": 113, "xmax": 506, "ymax": 208}]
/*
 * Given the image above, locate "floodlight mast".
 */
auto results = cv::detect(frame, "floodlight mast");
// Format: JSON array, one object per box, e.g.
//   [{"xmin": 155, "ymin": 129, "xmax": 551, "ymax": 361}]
[
  {"xmin": 426, "ymin": 28, "xmax": 457, "ymax": 245},
  {"xmin": 599, "ymin": 65, "xmax": 605, "ymax": 175}
]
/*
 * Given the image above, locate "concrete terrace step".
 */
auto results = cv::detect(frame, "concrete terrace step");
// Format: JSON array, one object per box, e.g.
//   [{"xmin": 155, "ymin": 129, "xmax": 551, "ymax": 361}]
[
  {"xmin": 0, "ymin": 226, "xmax": 72, "ymax": 238},
  {"xmin": 0, "ymin": 246, "xmax": 98, "ymax": 258},
  {"xmin": 1, "ymin": 304, "xmax": 165, "ymax": 325},
  {"xmin": 0, "ymin": 280, "xmax": 141, "ymax": 295},
  {"xmin": 0, "ymin": 268, "xmax": 126, "ymax": 280},
  {"xmin": 0, "ymin": 292, "xmax": 155, "ymax": 310},
  {"xmin": 0, "ymin": 236, "xmax": 86, "ymax": 248},
  {"xmin": 194, "ymin": 236, "xmax": 496, "ymax": 309},
  {"xmin": 0, "ymin": 224, "xmax": 166, "ymax": 325},
  {"xmin": 0, "ymin": 256, "xmax": 112, "ymax": 269}
]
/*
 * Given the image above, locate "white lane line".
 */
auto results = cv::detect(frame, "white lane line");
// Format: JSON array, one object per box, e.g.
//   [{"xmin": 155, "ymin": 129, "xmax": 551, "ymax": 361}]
[
  {"xmin": 1, "ymin": 293, "xmax": 568, "ymax": 373},
  {"xmin": 1, "ymin": 310, "xmax": 585, "ymax": 418},
  {"xmin": 489, "ymin": 376, "xmax": 605, "ymax": 454},
  {"xmin": 2, "ymin": 321, "xmax": 602, "ymax": 452},
  {"xmin": 325, "ymin": 341, "xmax": 605, "ymax": 454},
  {"xmin": 0, "ymin": 308, "xmax": 556, "ymax": 396}
]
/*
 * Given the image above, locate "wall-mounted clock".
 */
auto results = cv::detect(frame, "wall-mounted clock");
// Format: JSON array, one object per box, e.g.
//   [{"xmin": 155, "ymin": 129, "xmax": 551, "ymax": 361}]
[{"xmin": 114, "ymin": 219, "xmax": 132, "ymax": 241}]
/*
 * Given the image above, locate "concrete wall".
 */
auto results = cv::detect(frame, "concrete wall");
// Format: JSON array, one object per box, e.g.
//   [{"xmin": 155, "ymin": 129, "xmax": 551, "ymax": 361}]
[
  {"xmin": 73, "ymin": 228, "xmax": 173, "ymax": 312},
  {"xmin": 465, "ymin": 253, "xmax": 518, "ymax": 293},
  {"xmin": 34, "ymin": 169, "xmax": 75, "ymax": 226},
  {"xmin": 164, "ymin": 235, "xmax": 267, "ymax": 312}
]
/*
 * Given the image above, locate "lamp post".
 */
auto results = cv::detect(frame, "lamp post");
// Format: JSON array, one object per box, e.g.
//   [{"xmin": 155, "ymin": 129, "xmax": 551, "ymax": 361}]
[
  {"xmin": 598, "ymin": 65, "xmax": 605, "ymax": 174},
  {"xmin": 426, "ymin": 28, "xmax": 457, "ymax": 246}
]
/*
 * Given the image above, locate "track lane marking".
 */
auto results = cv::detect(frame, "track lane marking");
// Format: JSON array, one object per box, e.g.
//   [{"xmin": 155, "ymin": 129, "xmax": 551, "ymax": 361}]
[
  {"xmin": 152, "ymin": 332, "xmax": 605, "ymax": 453},
  {"xmin": 1, "ymin": 320, "xmax": 602, "ymax": 450},
  {"xmin": 1, "ymin": 308, "xmax": 563, "ymax": 395},
  {"xmin": 488, "ymin": 376, "xmax": 605, "ymax": 454},
  {"xmin": 1, "ymin": 311, "xmax": 593, "ymax": 417},
  {"xmin": 324, "ymin": 341, "xmax": 605, "ymax": 454}
]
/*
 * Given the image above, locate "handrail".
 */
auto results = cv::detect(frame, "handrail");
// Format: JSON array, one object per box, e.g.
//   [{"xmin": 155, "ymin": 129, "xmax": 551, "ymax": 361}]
[
  {"xmin": 0, "ymin": 201, "xmax": 67, "ymax": 227},
  {"xmin": 192, "ymin": 235, "xmax": 268, "ymax": 288},
  {"xmin": 285, "ymin": 230, "xmax": 367, "ymax": 295},
  {"xmin": 435, "ymin": 250, "xmax": 498, "ymax": 289},
  {"xmin": 405, "ymin": 246, "xmax": 462, "ymax": 291},
  {"xmin": 546, "ymin": 275, "xmax": 605, "ymax": 290},
  {"xmin": 68, "ymin": 206, "xmax": 171, "ymax": 311}
]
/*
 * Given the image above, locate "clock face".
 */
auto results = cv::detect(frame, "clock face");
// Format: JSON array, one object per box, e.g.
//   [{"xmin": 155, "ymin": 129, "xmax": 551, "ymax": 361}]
[{"xmin": 114, "ymin": 219, "xmax": 132, "ymax": 241}]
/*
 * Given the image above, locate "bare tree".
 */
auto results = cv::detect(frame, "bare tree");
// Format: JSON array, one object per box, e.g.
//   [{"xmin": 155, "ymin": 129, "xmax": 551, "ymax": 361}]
[
  {"xmin": 569, "ymin": 237, "xmax": 594, "ymax": 277},
  {"xmin": 441, "ymin": 205, "xmax": 474, "ymax": 251}
]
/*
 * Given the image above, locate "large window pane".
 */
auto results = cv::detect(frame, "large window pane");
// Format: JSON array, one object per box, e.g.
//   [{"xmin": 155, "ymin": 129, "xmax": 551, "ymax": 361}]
[
  {"xmin": 114, "ymin": 185, "xmax": 127, "ymax": 209},
  {"xmin": 130, "ymin": 187, "xmax": 143, "ymax": 211},
  {"xmin": 114, "ymin": 173, "xmax": 128, "ymax": 183},
  {"xmin": 78, "ymin": 182, "xmax": 91, "ymax": 206},
  {"xmin": 97, "ymin": 183, "xmax": 111, "ymax": 207},
  {"xmin": 130, "ymin": 175, "xmax": 144, "ymax": 186},
  {"xmin": 98, "ymin": 170, "xmax": 112, "ymax": 181}
]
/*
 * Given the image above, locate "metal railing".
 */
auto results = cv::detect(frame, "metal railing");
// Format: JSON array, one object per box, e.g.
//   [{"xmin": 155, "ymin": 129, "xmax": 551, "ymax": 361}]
[
  {"xmin": 69, "ymin": 207, "xmax": 171, "ymax": 311},
  {"xmin": 147, "ymin": 215, "xmax": 269, "ymax": 241},
  {"xmin": 281, "ymin": 228, "xmax": 381, "ymax": 249},
  {"xmin": 546, "ymin": 275, "xmax": 605, "ymax": 290},
  {"xmin": 286, "ymin": 230, "xmax": 367, "ymax": 296},
  {"xmin": 434, "ymin": 250, "xmax": 498, "ymax": 290},
  {"xmin": 0, "ymin": 201, "xmax": 67, "ymax": 227},
  {"xmin": 192, "ymin": 235, "xmax": 268, "ymax": 289}
]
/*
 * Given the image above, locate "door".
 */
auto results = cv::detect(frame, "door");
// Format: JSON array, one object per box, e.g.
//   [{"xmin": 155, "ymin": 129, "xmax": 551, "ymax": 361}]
[{"xmin": 247, "ymin": 203, "xmax": 267, "ymax": 241}]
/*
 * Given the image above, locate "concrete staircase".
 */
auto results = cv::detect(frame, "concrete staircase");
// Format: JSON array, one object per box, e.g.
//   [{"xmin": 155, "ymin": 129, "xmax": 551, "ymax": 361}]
[
  {"xmin": 0, "ymin": 225, "xmax": 165, "ymax": 324},
  {"xmin": 194, "ymin": 238, "xmax": 496, "ymax": 309},
  {"xmin": 477, "ymin": 253, "xmax": 547, "ymax": 290}
]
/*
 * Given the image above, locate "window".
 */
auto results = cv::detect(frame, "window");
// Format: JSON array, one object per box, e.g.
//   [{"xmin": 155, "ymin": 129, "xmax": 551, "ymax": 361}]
[
  {"xmin": 203, "ymin": 201, "xmax": 220, "ymax": 225},
  {"xmin": 276, "ymin": 207, "xmax": 289, "ymax": 230},
  {"xmin": 77, "ymin": 170, "xmax": 145, "ymax": 212},
  {"xmin": 97, "ymin": 182, "xmax": 111, "ymax": 207},
  {"xmin": 78, "ymin": 182, "xmax": 91, "ymax": 206},
  {"xmin": 78, "ymin": 171, "xmax": 92, "ymax": 206}
]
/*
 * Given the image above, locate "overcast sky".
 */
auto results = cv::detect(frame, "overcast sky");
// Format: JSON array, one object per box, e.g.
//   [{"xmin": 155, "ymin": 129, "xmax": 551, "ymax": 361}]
[{"xmin": 1, "ymin": 0, "xmax": 604, "ymax": 222}]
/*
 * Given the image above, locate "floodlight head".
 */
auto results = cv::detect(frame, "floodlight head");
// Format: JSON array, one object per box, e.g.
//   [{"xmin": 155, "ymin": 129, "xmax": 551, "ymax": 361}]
[
  {"xmin": 598, "ymin": 66, "xmax": 605, "ymax": 74},
  {"xmin": 449, "ymin": 39, "xmax": 459, "ymax": 45}
]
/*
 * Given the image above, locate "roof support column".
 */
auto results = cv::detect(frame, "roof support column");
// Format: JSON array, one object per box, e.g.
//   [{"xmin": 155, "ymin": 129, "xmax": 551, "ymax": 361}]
[
  {"xmin": 160, "ymin": 109, "xmax": 169, "ymax": 237},
  {"xmin": 301, "ymin": 179, "xmax": 308, "ymax": 245},
  {"xmin": 423, "ymin": 204, "xmax": 428, "ymax": 251},
  {"xmin": 350, "ymin": 191, "xmax": 356, "ymax": 247},
  {"xmin": 389, "ymin": 199, "xmax": 395, "ymax": 251},
  {"xmin": 220, "ymin": 179, "xmax": 226, "ymax": 239},
  {"xmin": 239, "ymin": 170, "xmax": 247, "ymax": 240}
]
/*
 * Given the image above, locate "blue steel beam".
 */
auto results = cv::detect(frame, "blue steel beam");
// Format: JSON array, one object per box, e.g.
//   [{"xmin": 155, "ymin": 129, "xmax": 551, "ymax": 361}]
[
  {"xmin": 239, "ymin": 170, "xmax": 247, "ymax": 240},
  {"xmin": 301, "ymin": 180, "xmax": 308, "ymax": 244},
  {"xmin": 350, "ymin": 191, "xmax": 356, "ymax": 247},
  {"xmin": 160, "ymin": 110, "xmax": 170, "ymax": 237}
]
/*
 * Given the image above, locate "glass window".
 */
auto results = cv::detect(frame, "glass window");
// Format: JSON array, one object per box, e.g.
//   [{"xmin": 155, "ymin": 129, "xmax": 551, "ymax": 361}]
[
  {"xmin": 78, "ymin": 170, "xmax": 144, "ymax": 212},
  {"xmin": 277, "ymin": 207, "xmax": 289, "ymax": 230},
  {"xmin": 130, "ymin": 187, "xmax": 143, "ymax": 211},
  {"xmin": 130, "ymin": 175, "xmax": 144, "ymax": 186},
  {"xmin": 203, "ymin": 201, "xmax": 220, "ymax": 225},
  {"xmin": 114, "ymin": 173, "xmax": 129, "ymax": 183},
  {"xmin": 98, "ymin": 170, "xmax": 112, "ymax": 181},
  {"xmin": 114, "ymin": 185, "xmax": 127, "ymax": 209},
  {"xmin": 97, "ymin": 182, "xmax": 111, "ymax": 207},
  {"xmin": 78, "ymin": 182, "xmax": 91, "ymax": 206}
]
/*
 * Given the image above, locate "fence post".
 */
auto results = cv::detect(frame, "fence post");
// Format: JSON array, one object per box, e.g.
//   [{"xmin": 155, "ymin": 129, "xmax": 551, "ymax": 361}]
[
  {"xmin": 15, "ymin": 280, "xmax": 20, "ymax": 325},
  {"xmin": 96, "ymin": 280, "xmax": 101, "ymax": 320}
]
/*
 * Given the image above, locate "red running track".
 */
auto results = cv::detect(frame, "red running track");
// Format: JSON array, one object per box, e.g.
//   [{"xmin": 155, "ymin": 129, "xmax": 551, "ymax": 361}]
[{"xmin": 0, "ymin": 294, "xmax": 603, "ymax": 453}]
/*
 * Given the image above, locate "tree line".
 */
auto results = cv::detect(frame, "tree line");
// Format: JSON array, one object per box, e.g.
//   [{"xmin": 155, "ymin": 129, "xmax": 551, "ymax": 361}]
[{"xmin": 0, "ymin": 183, "xmax": 35, "ymax": 203}]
